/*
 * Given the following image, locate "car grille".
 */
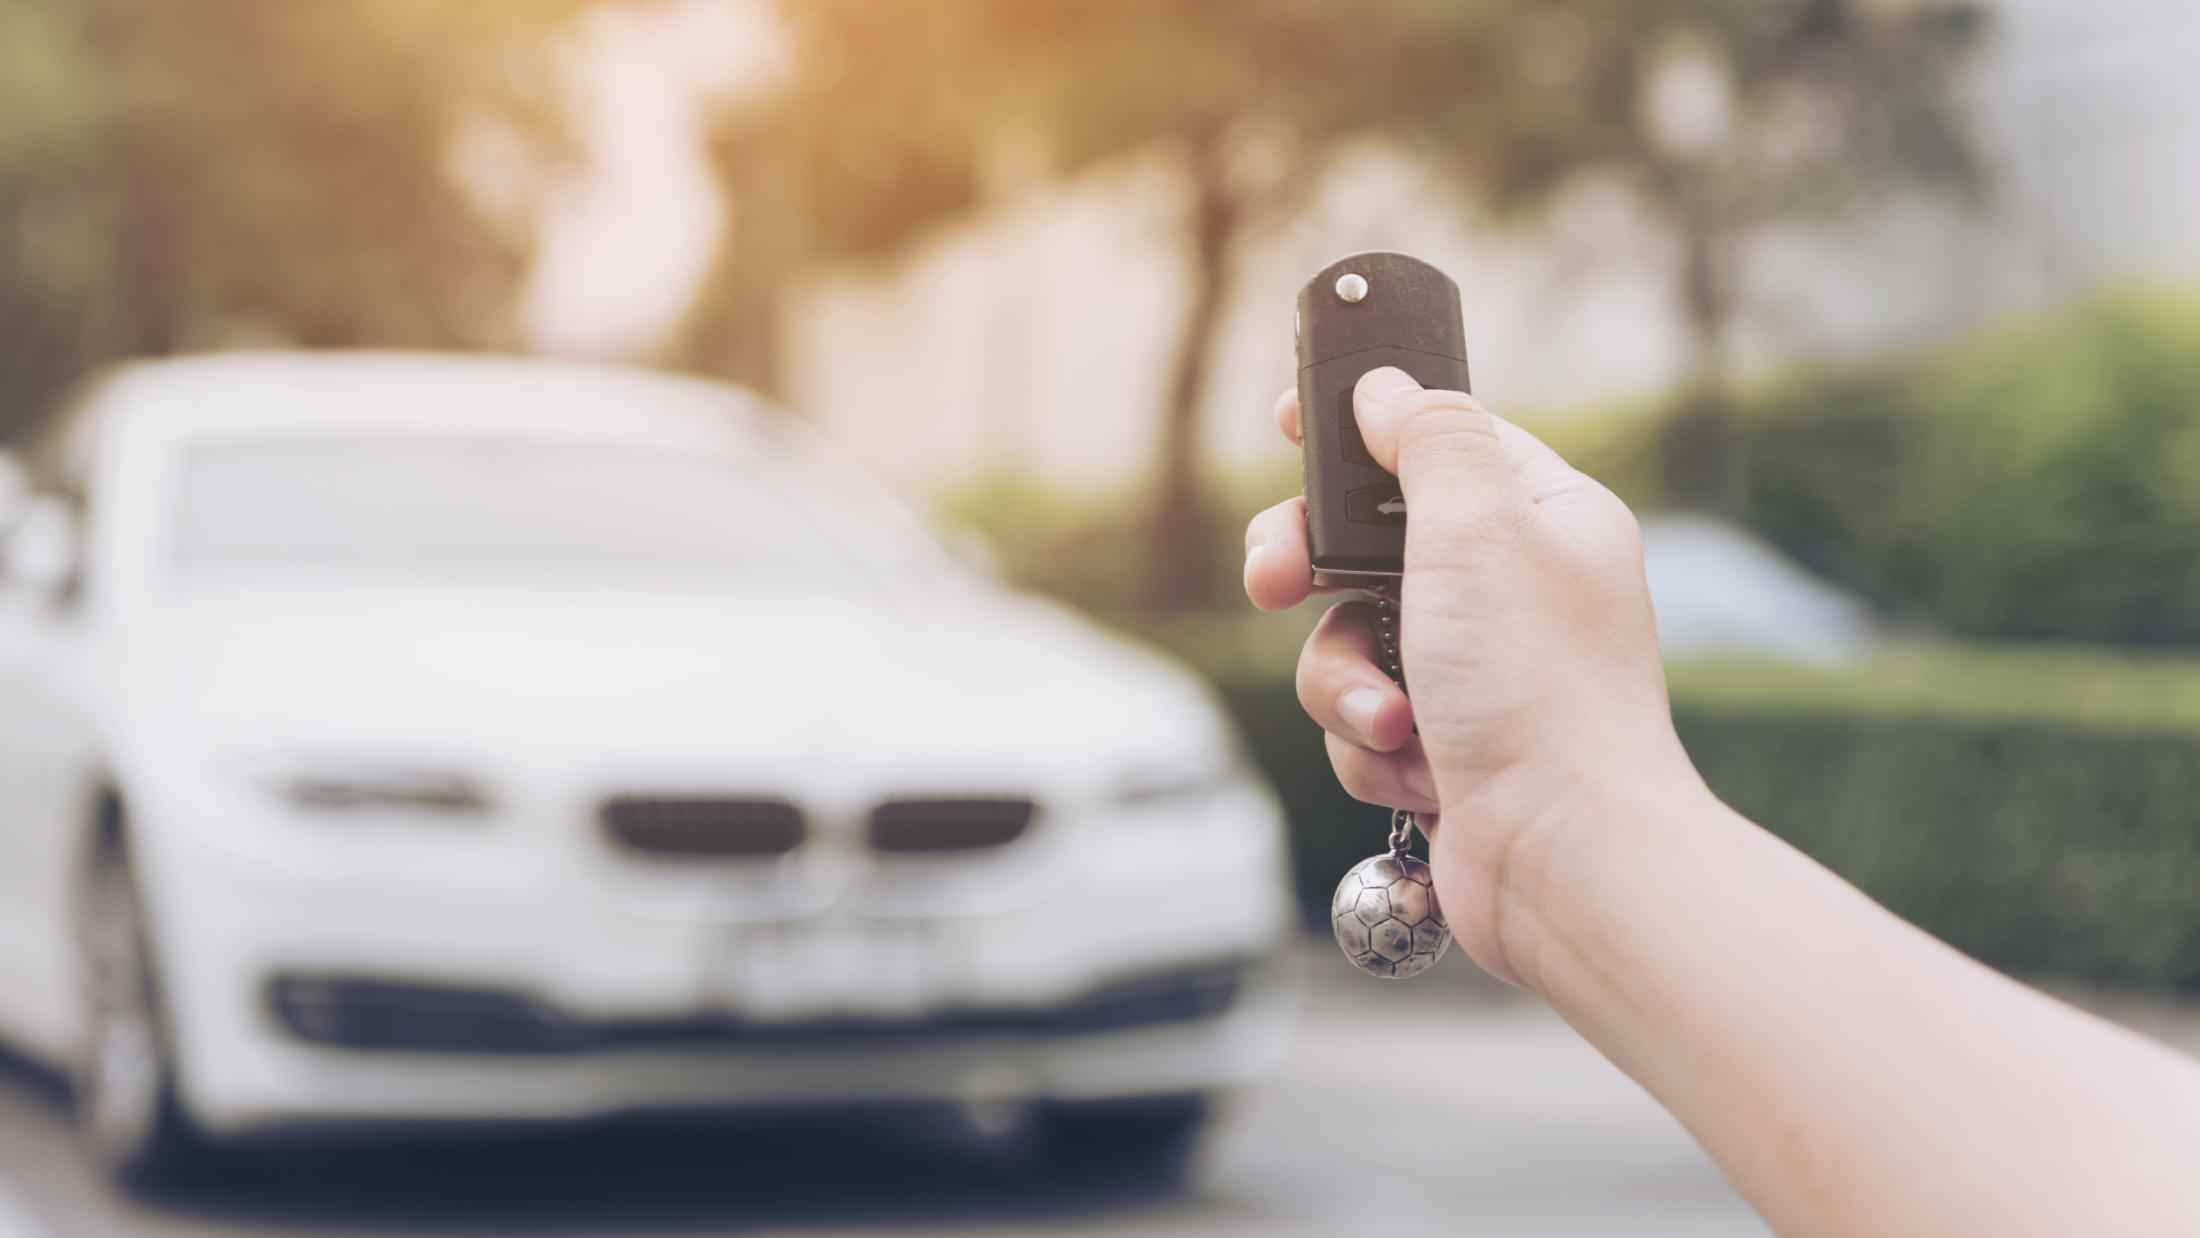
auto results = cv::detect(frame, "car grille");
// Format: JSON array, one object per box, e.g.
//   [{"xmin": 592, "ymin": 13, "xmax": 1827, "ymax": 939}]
[
  {"xmin": 868, "ymin": 797, "xmax": 1036, "ymax": 854},
  {"xmin": 600, "ymin": 795, "xmax": 805, "ymax": 858}
]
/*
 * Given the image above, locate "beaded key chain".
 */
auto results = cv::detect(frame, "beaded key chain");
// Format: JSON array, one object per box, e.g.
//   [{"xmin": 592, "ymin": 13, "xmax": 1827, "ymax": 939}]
[{"xmin": 1328, "ymin": 585, "xmax": 1452, "ymax": 978}]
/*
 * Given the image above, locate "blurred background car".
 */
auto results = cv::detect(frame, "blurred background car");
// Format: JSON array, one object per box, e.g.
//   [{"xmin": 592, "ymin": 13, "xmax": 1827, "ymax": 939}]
[
  {"xmin": 0, "ymin": 352, "xmax": 1294, "ymax": 1188},
  {"xmin": 6, "ymin": 0, "xmax": 2200, "ymax": 1234}
]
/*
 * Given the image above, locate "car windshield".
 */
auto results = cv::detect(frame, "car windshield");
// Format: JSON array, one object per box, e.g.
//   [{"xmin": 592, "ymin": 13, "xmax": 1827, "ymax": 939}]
[{"xmin": 167, "ymin": 435, "xmax": 953, "ymax": 592}]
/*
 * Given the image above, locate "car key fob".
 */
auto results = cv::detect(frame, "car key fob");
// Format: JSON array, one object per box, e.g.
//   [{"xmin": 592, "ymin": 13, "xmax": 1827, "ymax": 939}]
[{"xmin": 1296, "ymin": 252, "xmax": 1470, "ymax": 586}]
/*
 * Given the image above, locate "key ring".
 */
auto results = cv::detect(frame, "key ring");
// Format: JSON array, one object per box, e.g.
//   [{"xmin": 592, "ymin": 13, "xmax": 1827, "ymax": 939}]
[{"xmin": 1388, "ymin": 807, "xmax": 1416, "ymax": 857}]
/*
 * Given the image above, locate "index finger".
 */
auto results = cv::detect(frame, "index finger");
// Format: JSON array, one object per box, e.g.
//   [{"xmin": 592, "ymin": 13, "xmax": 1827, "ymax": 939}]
[
  {"xmin": 1245, "ymin": 496, "xmax": 1314, "ymax": 611},
  {"xmin": 1246, "ymin": 495, "xmax": 1362, "ymax": 611}
]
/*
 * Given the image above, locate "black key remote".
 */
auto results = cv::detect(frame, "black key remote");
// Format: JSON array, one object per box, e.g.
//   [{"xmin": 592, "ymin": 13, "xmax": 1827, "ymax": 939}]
[{"xmin": 1295, "ymin": 252, "xmax": 1470, "ymax": 585}]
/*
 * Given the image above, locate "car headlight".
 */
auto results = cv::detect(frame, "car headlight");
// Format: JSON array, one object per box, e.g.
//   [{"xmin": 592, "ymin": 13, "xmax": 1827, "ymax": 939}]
[{"xmin": 249, "ymin": 759, "xmax": 492, "ymax": 817}]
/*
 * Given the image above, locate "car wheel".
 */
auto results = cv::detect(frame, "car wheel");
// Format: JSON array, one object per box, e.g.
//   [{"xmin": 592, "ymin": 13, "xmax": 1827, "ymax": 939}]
[
  {"xmin": 72, "ymin": 847, "xmax": 206, "ymax": 1191},
  {"xmin": 1039, "ymin": 1093, "xmax": 1212, "ymax": 1183}
]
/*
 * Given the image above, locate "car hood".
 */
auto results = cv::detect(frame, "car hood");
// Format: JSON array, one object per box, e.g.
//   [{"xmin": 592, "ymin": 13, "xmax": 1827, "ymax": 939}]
[{"xmin": 111, "ymin": 585, "xmax": 1230, "ymax": 791}]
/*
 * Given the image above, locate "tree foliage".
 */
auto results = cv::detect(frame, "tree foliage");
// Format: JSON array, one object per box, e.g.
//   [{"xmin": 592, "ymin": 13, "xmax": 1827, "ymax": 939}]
[
  {"xmin": 0, "ymin": 0, "xmax": 104, "ymax": 440},
  {"xmin": 0, "ymin": 0, "xmax": 590, "ymax": 441},
  {"xmin": 699, "ymin": 0, "xmax": 1984, "ymax": 609},
  {"xmin": 1599, "ymin": 0, "xmax": 1984, "ymax": 509}
]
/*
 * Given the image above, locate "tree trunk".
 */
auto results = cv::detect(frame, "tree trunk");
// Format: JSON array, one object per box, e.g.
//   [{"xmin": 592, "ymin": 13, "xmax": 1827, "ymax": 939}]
[
  {"xmin": 1142, "ymin": 145, "xmax": 1237, "ymax": 615},
  {"xmin": 704, "ymin": 246, "xmax": 789, "ymax": 401},
  {"xmin": 115, "ymin": 138, "xmax": 182, "ymax": 359},
  {"xmin": 1660, "ymin": 218, "xmax": 1738, "ymax": 514},
  {"xmin": 675, "ymin": 129, "xmax": 798, "ymax": 402}
]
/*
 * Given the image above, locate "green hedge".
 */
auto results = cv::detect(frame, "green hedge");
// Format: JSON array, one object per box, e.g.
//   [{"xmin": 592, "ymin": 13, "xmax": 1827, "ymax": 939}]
[
  {"xmin": 1199, "ymin": 641, "xmax": 2200, "ymax": 992},
  {"xmin": 1737, "ymin": 290, "xmax": 2200, "ymax": 646}
]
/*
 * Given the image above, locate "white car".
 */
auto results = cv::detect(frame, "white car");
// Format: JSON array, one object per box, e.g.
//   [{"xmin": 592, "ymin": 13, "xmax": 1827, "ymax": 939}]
[{"xmin": 0, "ymin": 352, "xmax": 1296, "ymax": 1187}]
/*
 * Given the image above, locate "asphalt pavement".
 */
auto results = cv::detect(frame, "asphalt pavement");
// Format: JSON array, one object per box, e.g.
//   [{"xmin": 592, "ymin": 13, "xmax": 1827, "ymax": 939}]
[{"xmin": 9, "ymin": 942, "xmax": 2187, "ymax": 1237}]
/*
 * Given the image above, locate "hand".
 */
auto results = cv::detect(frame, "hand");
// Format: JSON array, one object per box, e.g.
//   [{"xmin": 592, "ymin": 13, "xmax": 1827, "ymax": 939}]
[{"xmin": 1244, "ymin": 367, "xmax": 1704, "ymax": 987}]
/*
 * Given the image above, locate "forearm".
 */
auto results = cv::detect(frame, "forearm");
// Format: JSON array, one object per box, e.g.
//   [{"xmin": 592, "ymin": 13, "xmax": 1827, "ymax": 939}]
[
  {"xmin": 1251, "ymin": 370, "xmax": 2200, "ymax": 1231},
  {"xmin": 1504, "ymin": 783, "xmax": 2200, "ymax": 1236}
]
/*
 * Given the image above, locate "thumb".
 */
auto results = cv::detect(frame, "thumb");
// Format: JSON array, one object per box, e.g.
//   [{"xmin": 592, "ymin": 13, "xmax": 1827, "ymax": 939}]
[{"xmin": 1354, "ymin": 367, "xmax": 1526, "ymax": 538}]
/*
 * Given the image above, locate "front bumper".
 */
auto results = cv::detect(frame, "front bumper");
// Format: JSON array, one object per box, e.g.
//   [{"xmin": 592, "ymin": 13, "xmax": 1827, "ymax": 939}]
[
  {"xmin": 132, "ymin": 778, "xmax": 1297, "ymax": 1133},
  {"xmin": 210, "ymin": 960, "xmax": 1290, "ymax": 1129}
]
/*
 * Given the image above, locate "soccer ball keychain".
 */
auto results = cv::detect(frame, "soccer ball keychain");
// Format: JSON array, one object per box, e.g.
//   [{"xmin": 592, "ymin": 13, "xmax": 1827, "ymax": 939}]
[
  {"xmin": 1326, "ymin": 587, "xmax": 1449, "ymax": 977},
  {"xmin": 1293, "ymin": 253, "xmax": 1472, "ymax": 978}
]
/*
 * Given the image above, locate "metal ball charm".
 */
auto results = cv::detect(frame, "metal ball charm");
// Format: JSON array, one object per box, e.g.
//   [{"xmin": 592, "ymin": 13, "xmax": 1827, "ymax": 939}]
[{"xmin": 1331, "ymin": 847, "xmax": 1450, "ymax": 979}]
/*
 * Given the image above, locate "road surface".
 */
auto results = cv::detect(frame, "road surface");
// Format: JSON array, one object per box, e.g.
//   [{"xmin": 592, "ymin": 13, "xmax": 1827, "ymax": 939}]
[{"xmin": 5, "ymin": 944, "xmax": 2189, "ymax": 1237}]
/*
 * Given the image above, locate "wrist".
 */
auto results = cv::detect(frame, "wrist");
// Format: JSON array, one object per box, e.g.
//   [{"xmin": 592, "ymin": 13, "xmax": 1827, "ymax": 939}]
[{"xmin": 1489, "ymin": 736, "xmax": 1717, "ymax": 997}]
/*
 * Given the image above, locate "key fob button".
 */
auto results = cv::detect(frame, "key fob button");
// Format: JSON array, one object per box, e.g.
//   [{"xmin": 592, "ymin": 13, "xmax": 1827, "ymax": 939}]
[
  {"xmin": 1338, "ymin": 390, "xmax": 1375, "ymax": 465},
  {"xmin": 1347, "ymin": 485, "xmax": 1407, "ymax": 527}
]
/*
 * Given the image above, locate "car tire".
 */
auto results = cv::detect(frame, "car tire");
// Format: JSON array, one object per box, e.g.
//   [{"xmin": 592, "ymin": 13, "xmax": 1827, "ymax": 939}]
[
  {"xmin": 72, "ymin": 846, "xmax": 207, "ymax": 1192},
  {"xmin": 1039, "ymin": 1093, "xmax": 1212, "ymax": 1183}
]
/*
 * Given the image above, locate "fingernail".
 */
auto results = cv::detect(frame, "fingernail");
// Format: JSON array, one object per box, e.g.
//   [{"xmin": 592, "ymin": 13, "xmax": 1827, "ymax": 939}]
[
  {"xmin": 1354, "ymin": 366, "xmax": 1420, "ymax": 416},
  {"xmin": 1338, "ymin": 687, "xmax": 1387, "ymax": 742}
]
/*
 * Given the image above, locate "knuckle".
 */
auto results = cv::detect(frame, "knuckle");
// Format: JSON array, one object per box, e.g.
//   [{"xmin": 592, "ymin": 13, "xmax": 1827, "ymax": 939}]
[
  {"xmin": 1609, "ymin": 495, "xmax": 1644, "ymax": 552},
  {"xmin": 1328, "ymin": 741, "xmax": 1386, "ymax": 805},
  {"xmin": 1296, "ymin": 605, "xmax": 1373, "ymax": 712},
  {"xmin": 1585, "ymin": 482, "xmax": 1644, "ymax": 559},
  {"xmin": 1250, "ymin": 521, "xmax": 1285, "ymax": 560},
  {"xmin": 1247, "ymin": 497, "xmax": 1299, "ymax": 550},
  {"xmin": 1409, "ymin": 502, "xmax": 1527, "ymax": 561},
  {"xmin": 1293, "ymin": 642, "xmax": 1324, "ymax": 713},
  {"xmin": 1394, "ymin": 392, "xmax": 1499, "ymax": 456}
]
